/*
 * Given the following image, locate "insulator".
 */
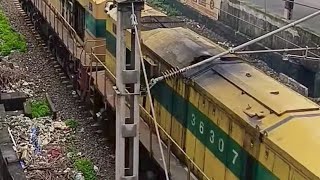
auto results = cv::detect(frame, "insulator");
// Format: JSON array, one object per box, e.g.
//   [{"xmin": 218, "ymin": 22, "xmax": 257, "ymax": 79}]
[
  {"xmin": 162, "ymin": 71, "xmax": 168, "ymax": 79},
  {"xmin": 161, "ymin": 71, "xmax": 167, "ymax": 77},
  {"xmin": 175, "ymin": 66, "xmax": 180, "ymax": 77},
  {"xmin": 169, "ymin": 69, "xmax": 174, "ymax": 77}
]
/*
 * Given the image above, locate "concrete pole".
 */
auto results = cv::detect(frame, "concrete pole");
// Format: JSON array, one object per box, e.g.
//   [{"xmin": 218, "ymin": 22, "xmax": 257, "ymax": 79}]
[
  {"xmin": 284, "ymin": 0, "xmax": 294, "ymax": 20},
  {"xmin": 115, "ymin": 1, "xmax": 144, "ymax": 180}
]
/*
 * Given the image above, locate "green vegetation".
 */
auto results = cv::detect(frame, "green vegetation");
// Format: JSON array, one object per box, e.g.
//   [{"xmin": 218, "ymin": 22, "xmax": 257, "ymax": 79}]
[
  {"xmin": 65, "ymin": 119, "xmax": 79, "ymax": 129},
  {"xmin": 67, "ymin": 145, "xmax": 97, "ymax": 180},
  {"xmin": 74, "ymin": 158, "xmax": 97, "ymax": 180},
  {"xmin": 31, "ymin": 100, "xmax": 51, "ymax": 118},
  {"xmin": 0, "ymin": 9, "xmax": 26, "ymax": 56},
  {"xmin": 147, "ymin": 0, "xmax": 181, "ymax": 16},
  {"xmin": 67, "ymin": 144, "xmax": 78, "ymax": 161}
]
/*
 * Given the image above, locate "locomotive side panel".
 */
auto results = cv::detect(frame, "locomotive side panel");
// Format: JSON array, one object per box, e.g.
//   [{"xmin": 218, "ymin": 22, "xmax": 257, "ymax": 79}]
[
  {"xmin": 167, "ymin": 78, "xmax": 187, "ymax": 156},
  {"xmin": 186, "ymin": 85, "xmax": 247, "ymax": 179},
  {"xmin": 185, "ymin": 85, "xmax": 206, "ymax": 177},
  {"xmin": 189, "ymin": 68, "xmax": 282, "ymax": 180},
  {"xmin": 105, "ymin": 15, "xmax": 116, "ymax": 74},
  {"xmin": 158, "ymin": 82, "xmax": 173, "ymax": 142},
  {"xmin": 49, "ymin": 0, "xmax": 60, "ymax": 12},
  {"xmin": 104, "ymin": 14, "xmax": 132, "ymax": 74},
  {"xmin": 203, "ymin": 101, "xmax": 228, "ymax": 180}
]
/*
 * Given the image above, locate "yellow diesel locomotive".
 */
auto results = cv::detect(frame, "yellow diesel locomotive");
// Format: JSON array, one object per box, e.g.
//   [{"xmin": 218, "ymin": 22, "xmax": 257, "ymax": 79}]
[
  {"xmin": 20, "ymin": 0, "xmax": 320, "ymax": 179},
  {"xmin": 104, "ymin": 4, "xmax": 320, "ymax": 180}
]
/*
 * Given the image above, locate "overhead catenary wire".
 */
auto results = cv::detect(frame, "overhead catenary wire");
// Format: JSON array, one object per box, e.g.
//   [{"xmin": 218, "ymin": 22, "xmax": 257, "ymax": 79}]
[
  {"xmin": 232, "ymin": 46, "xmax": 320, "ymax": 54},
  {"xmin": 149, "ymin": 9, "xmax": 320, "ymax": 87},
  {"xmin": 130, "ymin": 4, "xmax": 170, "ymax": 180},
  {"xmin": 195, "ymin": 1, "xmax": 320, "ymax": 59}
]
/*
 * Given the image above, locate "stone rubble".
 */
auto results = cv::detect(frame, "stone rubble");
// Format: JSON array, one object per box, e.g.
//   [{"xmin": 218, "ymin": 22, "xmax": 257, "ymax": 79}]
[
  {"xmin": 0, "ymin": 57, "xmax": 34, "ymax": 96},
  {"xmin": 2, "ymin": 115, "xmax": 73, "ymax": 179}
]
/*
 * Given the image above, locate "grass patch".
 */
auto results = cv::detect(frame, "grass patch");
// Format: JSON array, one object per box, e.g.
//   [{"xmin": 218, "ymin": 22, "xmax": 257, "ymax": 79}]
[
  {"xmin": 74, "ymin": 158, "xmax": 97, "ymax": 180},
  {"xmin": 0, "ymin": 9, "xmax": 26, "ymax": 56},
  {"xmin": 65, "ymin": 119, "xmax": 79, "ymax": 129},
  {"xmin": 67, "ymin": 145, "xmax": 97, "ymax": 180},
  {"xmin": 67, "ymin": 144, "xmax": 78, "ymax": 160},
  {"xmin": 31, "ymin": 100, "xmax": 51, "ymax": 118},
  {"xmin": 147, "ymin": 0, "xmax": 181, "ymax": 16}
]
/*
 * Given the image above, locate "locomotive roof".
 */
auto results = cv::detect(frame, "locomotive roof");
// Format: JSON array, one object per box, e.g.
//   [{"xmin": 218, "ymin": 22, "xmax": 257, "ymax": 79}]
[
  {"xmin": 107, "ymin": 4, "xmax": 167, "ymax": 20},
  {"xmin": 107, "ymin": 4, "xmax": 184, "ymax": 30},
  {"xmin": 267, "ymin": 114, "xmax": 320, "ymax": 178},
  {"xmin": 186, "ymin": 60, "xmax": 320, "ymax": 178},
  {"xmin": 92, "ymin": 0, "xmax": 106, "ymax": 4},
  {"xmin": 142, "ymin": 27, "xmax": 234, "ymax": 68},
  {"xmin": 190, "ymin": 61, "xmax": 318, "ymax": 116}
]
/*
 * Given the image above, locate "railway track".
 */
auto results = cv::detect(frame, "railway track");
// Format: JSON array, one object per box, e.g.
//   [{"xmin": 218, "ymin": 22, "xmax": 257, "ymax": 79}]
[{"xmin": 0, "ymin": 0, "xmax": 115, "ymax": 179}]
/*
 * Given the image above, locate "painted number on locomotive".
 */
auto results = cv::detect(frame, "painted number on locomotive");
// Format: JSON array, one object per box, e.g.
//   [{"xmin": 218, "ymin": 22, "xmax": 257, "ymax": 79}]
[{"xmin": 189, "ymin": 110, "xmax": 244, "ymax": 177}]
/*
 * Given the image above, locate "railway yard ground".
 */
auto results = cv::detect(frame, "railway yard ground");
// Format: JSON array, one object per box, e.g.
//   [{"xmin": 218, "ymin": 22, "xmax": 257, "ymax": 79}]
[
  {"xmin": 0, "ymin": 0, "xmax": 319, "ymax": 180},
  {"xmin": 0, "ymin": 0, "xmax": 114, "ymax": 179}
]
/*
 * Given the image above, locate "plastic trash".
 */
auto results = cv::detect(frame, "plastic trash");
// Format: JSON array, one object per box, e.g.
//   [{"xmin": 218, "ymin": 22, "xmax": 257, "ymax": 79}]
[{"xmin": 30, "ymin": 126, "xmax": 41, "ymax": 154}]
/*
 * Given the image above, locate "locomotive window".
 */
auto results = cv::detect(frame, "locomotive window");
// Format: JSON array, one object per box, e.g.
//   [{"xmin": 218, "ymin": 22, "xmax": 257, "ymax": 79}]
[
  {"xmin": 151, "ymin": 96, "xmax": 154, "ymax": 110},
  {"xmin": 142, "ymin": 96, "xmax": 147, "ymax": 108},
  {"xmin": 74, "ymin": 1, "xmax": 85, "ymax": 40},
  {"xmin": 61, "ymin": 0, "xmax": 66, "ymax": 17},
  {"xmin": 89, "ymin": 2, "xmax": 93, "ymax": 11},
  {"xmin": 112, "ymin": 23, "xmax": 117, "ymax": 34},
  {"xmin": 199, "ymin": 0, "xmax": 206, "ymax": 6}
]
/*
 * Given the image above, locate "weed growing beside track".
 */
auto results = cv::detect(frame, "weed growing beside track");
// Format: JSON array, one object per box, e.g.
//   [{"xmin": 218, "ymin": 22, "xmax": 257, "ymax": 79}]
[
  {"xmin": 0, "ymin": 9, "xmax": 26, "ymax": 56},
  {"xmin": 30, "ymin": 100, "xmax": 51, "ymax": 118},
  {"xmin": 74, "ymin": 158, "xmax": 97, "ymax": 180},
  {"xmin": 68, "ymin": 144, "xmax": 97, "ymax": 180},
  {"xmin": 65, "ymin": 119, "xmax": 79, "ymax": 129}
]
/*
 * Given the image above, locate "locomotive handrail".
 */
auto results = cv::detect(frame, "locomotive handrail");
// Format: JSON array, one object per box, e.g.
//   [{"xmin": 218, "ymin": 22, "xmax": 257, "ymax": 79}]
[
  {"xmin": 91, "ymin": 52, "xmax": 116, "ymax": 82},
  {"xmin": 80, "ymin": 39, "xmax": 106, "ymax": 65},
  {"xmin": 41, "ymin": 0, "xmax": 84, "ymax": 45}
]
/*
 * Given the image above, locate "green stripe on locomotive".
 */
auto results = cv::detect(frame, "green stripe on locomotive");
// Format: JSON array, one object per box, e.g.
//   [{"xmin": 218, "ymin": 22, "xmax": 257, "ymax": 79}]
[
  {"xmin": 105, "ymin": 30, "xmax": 133, "ymax": 63},
  {"xmin": 151, "ymin": 81, "xmax": 278, "ymax": 180},
  {"xmin": 85, "ymin": 10, "xmax": 106, "ymax": 37}
]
